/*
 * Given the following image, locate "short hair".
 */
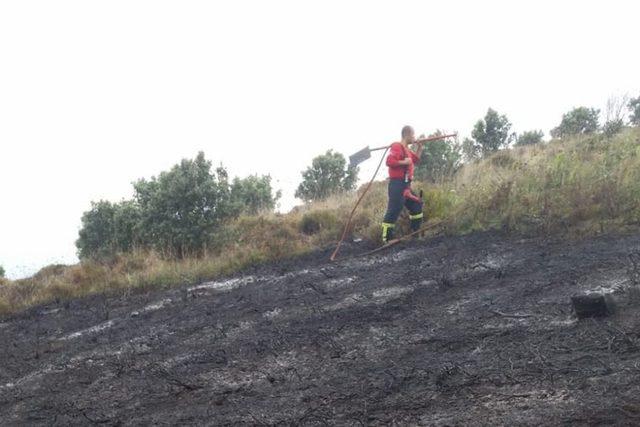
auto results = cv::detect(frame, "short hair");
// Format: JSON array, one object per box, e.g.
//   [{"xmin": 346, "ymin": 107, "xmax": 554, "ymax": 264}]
[{"xmin": 401, "ymin": 125, "xmax": 414, "ymax": 139}]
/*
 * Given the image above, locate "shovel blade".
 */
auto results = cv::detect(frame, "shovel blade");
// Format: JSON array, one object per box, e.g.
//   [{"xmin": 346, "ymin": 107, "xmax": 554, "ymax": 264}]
[{"xmin": 349, "ymin": 146, "xmax": 371, "ymax": 167}]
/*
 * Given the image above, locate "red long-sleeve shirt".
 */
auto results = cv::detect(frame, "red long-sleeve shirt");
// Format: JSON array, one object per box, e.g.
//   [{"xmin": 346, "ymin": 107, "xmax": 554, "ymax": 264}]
[{"xmin": 386, "ymin": 142, "xmax": 420, "ymax": 180}]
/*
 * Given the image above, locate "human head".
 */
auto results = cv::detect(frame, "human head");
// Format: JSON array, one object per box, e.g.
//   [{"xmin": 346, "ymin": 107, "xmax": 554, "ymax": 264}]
[{"xmin": 401, "ymin": 125, "xmax": 415, "ymax": 143}]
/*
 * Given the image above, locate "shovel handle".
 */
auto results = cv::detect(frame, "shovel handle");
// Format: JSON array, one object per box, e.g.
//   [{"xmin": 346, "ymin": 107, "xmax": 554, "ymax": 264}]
[{"xmin": 370, "ymin": 133, "xmax": 457, "ymax": 152}]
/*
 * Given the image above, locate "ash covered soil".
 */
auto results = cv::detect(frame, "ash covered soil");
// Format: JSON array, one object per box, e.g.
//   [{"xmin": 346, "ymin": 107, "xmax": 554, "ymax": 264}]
[{"xmin": 3, "ymin": 232, "xmax": 640, "ymax": 426}]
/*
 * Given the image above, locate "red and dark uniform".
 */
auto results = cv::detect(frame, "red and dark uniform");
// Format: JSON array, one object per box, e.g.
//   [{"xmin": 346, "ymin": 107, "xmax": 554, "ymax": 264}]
[{"xmin": 381, "ymin": 142, "xmax": 424, "ymax": 243}]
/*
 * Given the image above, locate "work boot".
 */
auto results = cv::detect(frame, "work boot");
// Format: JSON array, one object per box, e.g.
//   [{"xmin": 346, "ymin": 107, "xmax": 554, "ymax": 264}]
[
  {"xmin": 409, "ymin": 212, "xmax": 424, "ymax": 233},
  {"xmin": 381, "ymin": 222, "xmax": 395, "ymax": 244}
]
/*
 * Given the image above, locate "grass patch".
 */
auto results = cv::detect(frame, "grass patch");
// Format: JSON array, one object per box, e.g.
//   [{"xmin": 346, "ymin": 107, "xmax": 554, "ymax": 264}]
[{"xmin": 448, "ymin": 128, "xmax": 640, "ymax": 234}]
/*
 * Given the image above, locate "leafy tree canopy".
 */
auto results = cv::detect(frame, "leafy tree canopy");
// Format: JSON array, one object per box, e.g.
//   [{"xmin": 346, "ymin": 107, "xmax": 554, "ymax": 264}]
[
  {"xmin": 77, "ymin": 152, "xmax": 280, "ymax": 259},
  {"xmin": 230, "ymin": 175, "xmax": 281, "ymax": 216},
  {"xmin": 551, "ymin": 107, "xmax": 600, "ymax": 138},
  {"xmin": 295, "ymin": 150, "xmax": 358, "ymax": 202},
  {"xmin": 414, "ymin": 131, "xmax": 462, "ymax": 183},
  {"xmin": 471, "ymin": 108, "xmax": 515, "ymax": 155},
  {"xmin": 515, "ymin": 130, "xmax": 544, "ymax": 146}
]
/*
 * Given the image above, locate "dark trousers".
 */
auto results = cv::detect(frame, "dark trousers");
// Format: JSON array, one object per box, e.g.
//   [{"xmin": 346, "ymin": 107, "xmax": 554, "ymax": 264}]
[{"xmin": 382, "ymin": 179, "xmax": 424, "ymax": 241}]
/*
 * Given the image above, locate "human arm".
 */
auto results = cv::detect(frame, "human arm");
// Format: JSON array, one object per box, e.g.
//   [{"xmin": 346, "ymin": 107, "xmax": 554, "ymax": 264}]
[
  {"xmin": 386, "ymin": 143, "xmax": 411, "ymax": 167},
  {"xmin": 411, "ymin": 134, "xmax": 426, "ymax": 163}
]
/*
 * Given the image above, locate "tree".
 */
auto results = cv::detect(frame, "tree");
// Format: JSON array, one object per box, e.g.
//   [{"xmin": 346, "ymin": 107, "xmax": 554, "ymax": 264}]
[
  {"xmin": 471, "ymin": 108, "xmax": 515, "ymax": 156},
  {"xmin": 76, "ymin": 200, "xmax": 143, "ymax": 259},
  {"xmin": 295, "ymin": 150, "xmax": 358, "ymax": 202},
  {"xmin": 77, "ymin": 200, "xmax": 118, "ymax": 259},
  {"xmin": 229, "ymin": 174, "xmax": 281, "ymax": 216},
  {"xmin": 77, "ymin": 151, "xmax": 284, "ymax": 259},
  {"xmin": 0, "ymin": 265, "xmax": 5, "ymax": 278},
  {"xmin": 629, "ymin": 96, "xmax": 640, "ymax": 126},
  {"xmin": 133, "ymin": 152, "xmax": 231, "ymax": 257},
  {"xmin": 515, "ymin": 130, "xmax": 544, "ymax": 146},
  {"xmin": 550, "ymin": 107, "xmax": 600, "ymax": 138},
  {"xmin": 111, "ymin": 200, "xmax": 143, "ymax": 252},
  {"xmin": 462, "ymin": 137, "xmax": 481, "ymax": 162},
  {"xmin": 414, "ymin": 131, "xmax": 462, "ymax": 183}
]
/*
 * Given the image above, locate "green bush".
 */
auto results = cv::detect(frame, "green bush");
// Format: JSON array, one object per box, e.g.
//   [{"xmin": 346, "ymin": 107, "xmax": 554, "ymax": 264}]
[
  {"xmin": 230, "ymin": 174, "xmax": 281, "ymax": 215},
  {"xmin": 421, "ymin": 187, "xmax": 457, "ymax": 221},
  {"xmin": 551, "ymin": 107, "xmax": 600, "ymax": 138},
  {"xmin": 414, "ymin": 131, "xmax": 462, "ymax": 183},
  {"xmin": 133, "ymin": 152, "xmax": 231, "ymax": 256},
  {"xmin": 76, "ymin": 200, "xmax": 143, "ymax": 259},
  {"xmin": 77, "ymin": 152, "xmax": 281, "ymax": 259},
  {"xmin": 295, "ymin": 150, "xmax": 358, "ymax": 202},
  {"xmin": 516, "ymin": 130, "xmax": 544, "ymax": 146},
  {"xmin": 471, "ymin": 108, "xmax": 516, "ymax": 156},
  {"xmin": 603, "ymin": 119, "xmax": 625, "ymax": 137}
]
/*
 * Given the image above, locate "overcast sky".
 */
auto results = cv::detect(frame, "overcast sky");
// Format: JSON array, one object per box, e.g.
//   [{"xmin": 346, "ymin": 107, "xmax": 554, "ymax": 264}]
[{"xmin": 1, "ymin": 0, "xmax": 639, "ymax": 279}]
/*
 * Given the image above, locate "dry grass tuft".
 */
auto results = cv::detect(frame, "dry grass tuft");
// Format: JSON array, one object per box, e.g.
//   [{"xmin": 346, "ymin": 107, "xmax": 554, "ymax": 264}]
[{"xmin": 448, "ymin": 128, "xmax": 640, "ymax": 234}]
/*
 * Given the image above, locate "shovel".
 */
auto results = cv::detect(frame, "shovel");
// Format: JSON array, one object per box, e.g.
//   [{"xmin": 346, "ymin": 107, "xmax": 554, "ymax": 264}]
[{"xmin": 348, "ymin": 133, "xmax": 458, "ymax": 167}]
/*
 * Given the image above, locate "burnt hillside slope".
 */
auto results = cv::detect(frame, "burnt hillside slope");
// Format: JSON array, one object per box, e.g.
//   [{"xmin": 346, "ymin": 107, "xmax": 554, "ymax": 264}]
[{"xmin": 2, "ymin": 231, "xmax": 640, "ymax": 426}]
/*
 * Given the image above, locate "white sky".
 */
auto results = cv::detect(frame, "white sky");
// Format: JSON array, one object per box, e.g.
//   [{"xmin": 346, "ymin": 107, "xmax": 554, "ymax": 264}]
[{"xmin": 1, "ymin": 0, "xmax": 639, "ymax": 279}]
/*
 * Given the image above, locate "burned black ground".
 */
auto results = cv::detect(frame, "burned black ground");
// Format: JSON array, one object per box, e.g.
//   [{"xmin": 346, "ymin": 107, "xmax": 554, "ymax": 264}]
[{"xmin": 2, "ymin": 231, "xmax": 640, "ymax": 426}]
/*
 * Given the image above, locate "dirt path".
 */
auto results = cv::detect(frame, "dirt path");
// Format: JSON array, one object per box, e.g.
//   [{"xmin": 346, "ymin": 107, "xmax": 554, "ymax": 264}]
[{"xmin": 2, "ymin": 231, "xmax": 640, "ymax": 426}]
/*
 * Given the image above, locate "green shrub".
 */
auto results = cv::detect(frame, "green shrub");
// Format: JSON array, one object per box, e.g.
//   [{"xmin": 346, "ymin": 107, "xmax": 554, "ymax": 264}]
[
  {"xmin": 421, "ymin": 187, "xmax": 456, "ymax": 221},
  {"xmin": 295, "ymin": 150, "xmax": 358, "ymax": 202},
  {"xmin": 471, "ymin": 108, "xmax": 516, "ymax": 156},
  {"xmin": 551, "ymin": 107, "xmax": 600, "ymax": 138},
  {"xmin": 603, "ymin": 119, "xmax": 624, "ymax": 137},
  {"xmin": 414, "ymin": 131, "xmax": 462, "ymax": 183},
  {"xmin": 516, "ymin": 130, "xmax": 544, "ymax": 146},
  {"xmin": 77, "ymin": 152, "xmax": 280, "ymax": 259}
]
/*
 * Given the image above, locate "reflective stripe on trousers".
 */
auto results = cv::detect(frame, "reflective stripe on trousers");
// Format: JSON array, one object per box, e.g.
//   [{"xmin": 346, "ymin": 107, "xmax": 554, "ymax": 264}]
[{"xmin": 382, "ymin": 179, "xmax": 424, "ymax": 241}]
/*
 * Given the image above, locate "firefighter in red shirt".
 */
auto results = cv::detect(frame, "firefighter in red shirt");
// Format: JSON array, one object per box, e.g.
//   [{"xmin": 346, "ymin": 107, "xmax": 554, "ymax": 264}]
[{"xmin": 381, "ymin": 125, "xmax": 424, "ymax": 243}]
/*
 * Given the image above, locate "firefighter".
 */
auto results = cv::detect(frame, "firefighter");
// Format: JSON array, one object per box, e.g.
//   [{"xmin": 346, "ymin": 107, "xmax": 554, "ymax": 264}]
[{"xmin": 381, "ymin": 125, "xmax": 424, "ymax": 243}]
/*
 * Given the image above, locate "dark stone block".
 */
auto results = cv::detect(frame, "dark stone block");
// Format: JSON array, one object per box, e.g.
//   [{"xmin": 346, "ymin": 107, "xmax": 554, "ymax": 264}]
[{"xmin": 571, "ymin": 293, "xmax": 615, "ymax": 319}]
